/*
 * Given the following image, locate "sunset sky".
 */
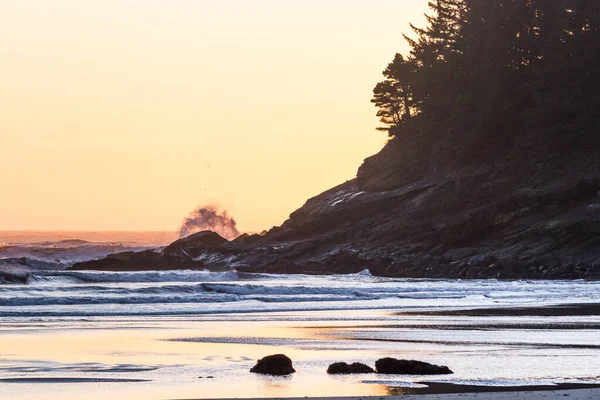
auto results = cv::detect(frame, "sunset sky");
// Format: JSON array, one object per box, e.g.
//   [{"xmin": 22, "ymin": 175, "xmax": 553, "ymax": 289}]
[{"xmin": 1, "ymin": 0, "xmax": 428, "ymax": 233}]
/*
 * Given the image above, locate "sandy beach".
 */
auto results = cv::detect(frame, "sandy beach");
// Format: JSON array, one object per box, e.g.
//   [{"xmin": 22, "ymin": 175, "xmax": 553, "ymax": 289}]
[
  {"xmin": 4, "ymin": 0, "xmax": 600, "ymax": 399},
  {"xmin": 1, "ymin": 271, "xmax": 599, "ymax": 400},
  {"xmin": 198, "ymin": 389, "xmax": 600, "ymax": 400}
]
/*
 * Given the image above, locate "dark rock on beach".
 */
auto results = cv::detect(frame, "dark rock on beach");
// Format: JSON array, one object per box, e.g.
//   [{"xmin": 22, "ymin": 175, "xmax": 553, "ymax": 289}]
[
  {"xmin": 249, "ymin": 354, "xmax": 295, "ymax": 376},
  {"xmin": 327, "ymin": 362, "xmax": 375, "ymax": 374},
  {"xmin": 375, "ymin": 357, "xmax": 453, "ymax": 375}
]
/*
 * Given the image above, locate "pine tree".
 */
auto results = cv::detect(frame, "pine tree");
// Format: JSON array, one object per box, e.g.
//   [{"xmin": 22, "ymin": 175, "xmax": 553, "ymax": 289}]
[
  {"xmin": 371, "ymin": 54, "xmax": 417, "ymax": 135},
  {"xmin": 372, "ymin": 0, "xmax": 599, "ymax": 146}
]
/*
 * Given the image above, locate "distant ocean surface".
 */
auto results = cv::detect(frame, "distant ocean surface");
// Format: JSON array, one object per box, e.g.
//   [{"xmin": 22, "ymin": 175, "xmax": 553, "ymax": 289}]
[
  {"xmin": 0, "ymin": 230, "xmax": 177, "ymax": 269},
  {"xmin": 1, "ymin": 231, "xmax": 599, "ymax": 399}
]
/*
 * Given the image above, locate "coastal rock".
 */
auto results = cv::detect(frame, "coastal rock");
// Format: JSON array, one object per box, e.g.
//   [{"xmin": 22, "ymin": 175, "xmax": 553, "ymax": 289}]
[
  {"xmin": 163, "ymin": 231, "xmax": 229, "ymax": 260},
  {"xmin": 69, "ymin": 249, "xmax": 202, "ymax": 271},
  {"xmin": 68, "ymin": 146, "xmax": 600, "ymax": 281},
  {"xmin": 327, "ymin": 362, "xmax": 374, "ymax": 374},
  {"xmin": 249, "ymin": 354, "xmax": 295, "ymax": 376},
  {"xmin": 375, "ymin": 358, "xmax": 453, "ymax": 375},
  {"xmin": 70, "ymin": 231, "xmax": 229, "ymax": 271}
]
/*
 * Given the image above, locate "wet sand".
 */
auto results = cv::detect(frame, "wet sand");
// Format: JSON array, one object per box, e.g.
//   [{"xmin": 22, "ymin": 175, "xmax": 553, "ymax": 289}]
[
  {"xmin": 196, "ymin": 388, "xmax": 600, "ymax": 400},
  {"xmin": 2, "ymin": 278, "xmax": 599, "ymax": 400},
  {"xmin": 396, "ymin": 303, "xmax": 600, "ymax": 317}
]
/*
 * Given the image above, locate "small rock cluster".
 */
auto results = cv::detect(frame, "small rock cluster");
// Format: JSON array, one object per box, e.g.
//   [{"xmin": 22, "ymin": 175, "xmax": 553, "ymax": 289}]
[{"xmin": 249, "ymin": 354, "xmax": 452, "ymax": 376}]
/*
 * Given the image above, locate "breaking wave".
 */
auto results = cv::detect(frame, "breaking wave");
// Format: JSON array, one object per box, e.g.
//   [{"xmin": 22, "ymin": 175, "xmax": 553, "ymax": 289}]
[
  {"xmin": 1, "ymin": 269, "xmax": 599, "ymax": 318},
  {"xmin": 26, "ymin": 269, "xmax": 245, "ymax": 284},
  {"xmin": 0, "ymin": 240, "xmax": 156, "ymax": 268}
]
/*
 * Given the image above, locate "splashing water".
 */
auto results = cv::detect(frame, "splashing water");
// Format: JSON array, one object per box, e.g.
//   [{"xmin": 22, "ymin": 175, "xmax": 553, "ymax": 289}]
[{"xmin": 178, "ymin": 205, "xmax": 240, "ymax": 240}]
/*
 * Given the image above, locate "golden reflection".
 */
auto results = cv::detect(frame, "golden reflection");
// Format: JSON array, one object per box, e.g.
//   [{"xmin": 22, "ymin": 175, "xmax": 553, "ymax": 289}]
[{"xmin": 0, "ymin": 313, "xmax": 397, "ymax": 400}]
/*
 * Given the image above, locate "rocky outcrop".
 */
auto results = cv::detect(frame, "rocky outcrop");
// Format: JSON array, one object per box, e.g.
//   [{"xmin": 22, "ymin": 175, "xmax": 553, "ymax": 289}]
[
  {"xmin": 375, "ymin": 358, "xmax": 452, "ymax": 375},
  {"xmin": 71, "ymin": 140, "xmax": 600, "ymax": 280},
  {"xmin": 69, "ymin": 231, "xmax": 228, "ymax": 271},
  {"xmin": 162, "ymin": 231, "xmax": 229, "ymax": 260},
  {"xmin": 229, "ymin": 173, "xmax": 600, "ymax": 280},
  {"xmin": 249, "ymin": 354, "xmax": 295, "ymax": 376},
  {"xmin": 327, "ymin": 362, "xmax": 374, "ymax": 374}
]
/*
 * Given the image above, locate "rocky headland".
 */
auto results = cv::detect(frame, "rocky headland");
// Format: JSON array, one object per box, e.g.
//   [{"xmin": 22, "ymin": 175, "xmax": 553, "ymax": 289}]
[
  {"xmin": 69, "ymin": 0, "xmax": 600, "ymax": 280},
  {"xmin": 70, "ymin": 136, "xmax": 600, "ymax": 280}
]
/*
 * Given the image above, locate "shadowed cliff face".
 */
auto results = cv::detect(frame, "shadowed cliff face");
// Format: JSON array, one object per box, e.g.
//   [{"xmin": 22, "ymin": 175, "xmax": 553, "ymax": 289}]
[
  {"xmin": 69, "ymin": 127, "xmax": 600, "ymax": 280},
  {"xmin": 66, "ymin": 0, "xmax": 600, "ymax": 280},
  {"xmin": 71, "ymin": 149, "xmax": 600, "ymax": 280}
]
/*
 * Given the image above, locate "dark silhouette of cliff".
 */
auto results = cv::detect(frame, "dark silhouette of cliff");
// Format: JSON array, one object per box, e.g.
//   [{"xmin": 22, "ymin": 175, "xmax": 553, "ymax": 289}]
[{"xmin": 71, "ymin": 1, "xmax": 600, "ymax": 279}]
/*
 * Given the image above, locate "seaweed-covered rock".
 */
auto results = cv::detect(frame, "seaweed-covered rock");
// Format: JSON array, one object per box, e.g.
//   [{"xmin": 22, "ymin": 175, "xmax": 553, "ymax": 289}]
[
  {"xmin": 327, "ymin": 362, "xmax": 374, "ymax": 374},
  {"xmin": 375, "ymin": 358, "xmax": 452, "ymax": 375},
  {"xmin": 250, "ymin": 354, "xmax": 295, "ymax": 376}
]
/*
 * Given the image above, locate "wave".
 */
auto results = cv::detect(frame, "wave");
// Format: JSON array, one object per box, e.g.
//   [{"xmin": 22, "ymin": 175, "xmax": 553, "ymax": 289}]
[
  {"xmin": 0, "ymin": 257, "xmax": 69, "ymax": 271},
  {"xmin": 0, "ymin": 270, "xmax": 480, "ymax": 306},
  {"xmin": 20, "ymin": 281, "xmax": 402, "ymax": 298},
  {"xmin": 22, "ymin": 239, "xmax": 92, "ymax": 247},
  {"xmin": 27, "ymin": 270, "xmax": 245, "ymax": 284},
  {"xmin": 2, "ymin": 267, "xmax": 599, "ymax": 320},
  {"xmin": 0, "ymin": 292, "xmax": 374, "ymax": 307},
  {"xmin": 2, "ymin": 278, "xmax": 562, "ymax": 308},
  {"xmin": 22, "ymin": 268, "xmax": 383, "ymax": 285},
  {"xmin": 0, "ymin": 302, "xmax": 405, "ymax": 320},
  {"xmin": 0, "ymin": 240, "xmax": 155, "ymax": 267}
]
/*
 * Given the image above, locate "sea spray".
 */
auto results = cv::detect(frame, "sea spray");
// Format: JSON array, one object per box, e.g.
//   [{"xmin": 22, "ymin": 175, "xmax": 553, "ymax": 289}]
[{"xmin": 178, "ymin": 205, "xmax": 240, "ymax": 240}]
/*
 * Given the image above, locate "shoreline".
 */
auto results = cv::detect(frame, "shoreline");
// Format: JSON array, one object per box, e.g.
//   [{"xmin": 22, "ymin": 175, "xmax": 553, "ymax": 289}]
[
  {"xmin": 191, "ymin": 387, "xmax": 600, "ymax": 400},
  {"xmin": 388, "ymin": 382, "xmax": 600, "ymax": 396},
  {"xmin": 189, "ymin": 385, "xmax": 600, "ymax": 400},
  {"xmin": 395, "ymin": 302, "xmax": 600, "ymax": 317},
  {"xmin": 2, "ymin": 279, "xmax": 599, "ymax": 400}
]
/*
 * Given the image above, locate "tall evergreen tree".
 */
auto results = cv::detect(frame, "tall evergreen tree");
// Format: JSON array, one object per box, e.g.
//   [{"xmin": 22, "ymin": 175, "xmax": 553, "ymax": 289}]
[
  {"xmin": 372, "ymin": 0, "xmax": 600, "ymax": 146},
  {"xmin": 371, "ymin": 54, "xmax": 416, "ymax": 135}
]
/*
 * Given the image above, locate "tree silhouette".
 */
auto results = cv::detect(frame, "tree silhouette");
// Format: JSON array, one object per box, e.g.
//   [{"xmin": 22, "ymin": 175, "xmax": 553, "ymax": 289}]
[{"xmin": 372, "ymin": 0, "xmax": 600, "ymax": 148}]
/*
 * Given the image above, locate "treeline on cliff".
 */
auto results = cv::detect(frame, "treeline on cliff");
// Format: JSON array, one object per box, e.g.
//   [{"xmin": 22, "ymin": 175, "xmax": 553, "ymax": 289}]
[{"xmin": 373, "ymin": 0, "xmax": 600, "ymax": 164}]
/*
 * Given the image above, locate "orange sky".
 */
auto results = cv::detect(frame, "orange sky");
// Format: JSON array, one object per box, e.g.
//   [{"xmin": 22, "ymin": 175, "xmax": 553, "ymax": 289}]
[{"xmin": 0, "ymin": 1, "xmax": 428, "ymax": 233}]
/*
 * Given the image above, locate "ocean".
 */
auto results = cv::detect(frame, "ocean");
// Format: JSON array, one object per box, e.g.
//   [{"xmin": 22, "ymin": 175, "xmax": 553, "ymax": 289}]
[
  {"xmin": 0, "ymin": 231, "xmax": 176, "ymax": 268},
  {"xmin": 1, "ymin": 231, "xmax": 599, "ymax": 399}
]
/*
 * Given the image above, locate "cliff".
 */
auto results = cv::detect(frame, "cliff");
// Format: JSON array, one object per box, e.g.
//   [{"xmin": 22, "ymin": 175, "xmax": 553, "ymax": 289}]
[
  {"xmin": 71, "ymin": 0, "xmax": 600, "ymax": 280},
  {"xmin": 71, "ymin": 137, "xmax": 600, "ymax": 280}
]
